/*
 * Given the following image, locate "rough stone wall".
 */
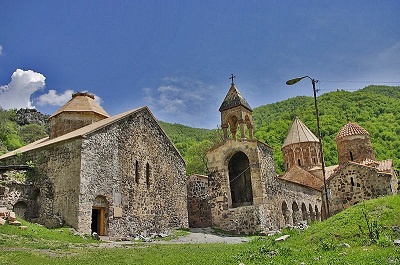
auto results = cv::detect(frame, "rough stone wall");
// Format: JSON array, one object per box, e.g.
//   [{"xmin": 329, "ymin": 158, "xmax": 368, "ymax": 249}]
[
  {"xmin": 336, "ymin": 135, "xmax": 375, "ymax": 165},
  {"xmin": 327, "ymin": 163, "xmax": 395, "ymax": 215},
  {"xmin": 282, "ymin": 142, "xmax": 322, "ymax": 172},
  {"xmin": 266, "ymin": 178, "xmax": 323, "ymax": 227},
  {"xmin": 0, "ymin": 139, "xmax": 82, "ymax": 229},
  {"xmin": 0, "ymin": 170, "xmax": 40, "ymax": 220},
  {"xmin": 79, "ymin": 108, "xmax": 188, "ymax": 238},
  {"xmin": 207, "ymin": 139, "xmax": 277, "ymax": 234},
  {"xmin": 187, "ymin": 174, "xmax": 211, "ymax": 228},
  {"xmin": 49, "ymin": 112, "xmax": 106, "ymax": 139}
]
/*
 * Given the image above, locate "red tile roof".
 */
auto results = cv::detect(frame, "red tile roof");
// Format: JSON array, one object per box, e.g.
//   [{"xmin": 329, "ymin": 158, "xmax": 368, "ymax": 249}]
[{"xmin": 336, "ymin": 121, "xmax": 369, "ymax": 140}]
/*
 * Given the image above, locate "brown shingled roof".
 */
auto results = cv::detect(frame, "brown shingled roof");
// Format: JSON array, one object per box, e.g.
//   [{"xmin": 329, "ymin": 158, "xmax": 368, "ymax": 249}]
[
  {"xmin": 336, "ymin": 121, "xmax": 369, "ymax": 140},
  {"xmin": 50, "ymin": 92, "xmax": 110, "ymax": 118},
  {"xmin": 279, "ymin": 165, "xmax": 324, "ymax": 191},
  {"xmin": 219, "ymin": 84, "xmax": 252, "ymax": 112},
  {"xmin": 282, "ymin": 117, "xmax": 319, "ymax": 148}
]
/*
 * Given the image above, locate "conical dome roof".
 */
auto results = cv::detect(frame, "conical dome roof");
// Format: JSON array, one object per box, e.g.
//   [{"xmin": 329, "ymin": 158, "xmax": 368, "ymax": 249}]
[
  {"xmin": 50, "ymin": 92, "xmax": 109, "ymax": 118},
  {"xmin": 219, "ymin": 84, "xmax": 252, "ymax": 112},
  {"xmin": 282, "ymin": 117, "xmax": 319, "ymax": 148},
  {"xmin": 336, "ymin": 121, "xmax": 369, "ymax": 140}
]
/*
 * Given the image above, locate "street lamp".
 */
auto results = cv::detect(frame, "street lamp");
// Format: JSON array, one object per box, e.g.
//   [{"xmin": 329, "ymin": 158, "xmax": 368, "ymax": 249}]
[{"xmin": 286, "ymin": 76, "xmax": 330, "ymax": 218}]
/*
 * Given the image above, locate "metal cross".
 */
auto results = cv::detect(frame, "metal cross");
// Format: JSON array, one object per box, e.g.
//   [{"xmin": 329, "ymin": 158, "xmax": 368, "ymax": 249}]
[{"xmin": 229, "ymin": 74, "xmax": 235, "ymax": 85}]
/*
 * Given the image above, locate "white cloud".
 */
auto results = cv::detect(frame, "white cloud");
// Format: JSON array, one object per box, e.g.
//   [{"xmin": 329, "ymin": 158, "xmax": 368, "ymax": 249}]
[
  {"xmin": 0, "ymin": 69, "xmax": 46, "ymax": 109},
  {"xmin": 37, "ymin": 89, "xmax": 103, "ymax": 106},
  {"xmin": 0, "ymin": 69, "xmax": 104, "ymax": 111},
  {"xmin": 143, "ymin": 76, "xmax": 221, "ymax": 128},
  {"xmin": 0, "ymin": 45, "xmax": 3, "ymax": 56},
  {"xmin": 37, "ymin": 89, "xmax": 74, "ymax": 106}
]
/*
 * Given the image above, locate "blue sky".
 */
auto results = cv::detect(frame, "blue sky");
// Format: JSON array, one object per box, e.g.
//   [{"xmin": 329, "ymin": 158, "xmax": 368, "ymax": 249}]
[{"xmin": 1, "ymin": 1, "xmax": 399, "ymax": 128}]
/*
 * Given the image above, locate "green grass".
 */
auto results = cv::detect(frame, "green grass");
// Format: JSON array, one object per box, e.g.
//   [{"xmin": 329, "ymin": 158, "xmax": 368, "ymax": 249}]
[{"xmin": 1, "ymin": 195, "xmax": 400, "ymax": 264}]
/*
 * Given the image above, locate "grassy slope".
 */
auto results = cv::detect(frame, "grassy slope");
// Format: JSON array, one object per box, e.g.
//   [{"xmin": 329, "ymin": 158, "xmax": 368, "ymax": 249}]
[{"xmin": 1, "ymin": 195, "xmax": 399, "ymax": 264}]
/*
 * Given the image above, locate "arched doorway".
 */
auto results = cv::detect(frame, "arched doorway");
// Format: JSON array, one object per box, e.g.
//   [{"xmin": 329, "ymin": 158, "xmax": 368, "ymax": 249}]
[
  {"xmin": 91, "ymin": 195, "xmax": 109, "ymax": 236},
  {"xmin": 282, "ymin": 201, "xmax": 291, "ymax": 225},
  {"xmin": 301, "ymin": 203, "xmax": 309, "ymax": 221},
  {"xmin": 228, "ymin": 151, "xmax": 253, "ymax": 208},
  {"xmin": 13, "ymin": 201, "xmax": 27, "ymax": 219},
  {"xmin": 292, "ymin": 201, "xmax": 300, "ymax": 225}
]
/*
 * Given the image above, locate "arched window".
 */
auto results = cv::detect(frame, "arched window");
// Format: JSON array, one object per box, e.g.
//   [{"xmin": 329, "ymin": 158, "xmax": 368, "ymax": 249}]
[
  {"xmin": 297, "ymin": 159, "xmax": 301, "ymax": 166},
  {"xmin": 228, "ymin": 152, "xmax": 253, "ymax": 208},
  {"xmin": 146, "ymin": 162, "xmax": 150, "ymax": 188},
  {"xmin": 350, "ymin": 177, "xmax": 355, "ymax": 186},
  {"xmin": 135, "ymin": 160, "xmax": 139, "ymax": 184},
  {"xmin": 350, "ymin": 151, "xmax": 354, "ymax": 161}
]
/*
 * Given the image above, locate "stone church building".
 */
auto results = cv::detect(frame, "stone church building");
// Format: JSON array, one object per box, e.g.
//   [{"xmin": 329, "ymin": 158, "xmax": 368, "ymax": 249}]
[
  {"xmin": 188, "ymin": 80, "xmax": 398, "ymax": 234},
  {"xmin": 325, "ymin": 120, "xmax": 398, "ymax": 215},
  {"xmin": 0, "ymin": 92, "xmax": 188, "ymax": 239},
  {"xmin": 1, "ymin": 82, "xmax": 398, "ymax": 237}
]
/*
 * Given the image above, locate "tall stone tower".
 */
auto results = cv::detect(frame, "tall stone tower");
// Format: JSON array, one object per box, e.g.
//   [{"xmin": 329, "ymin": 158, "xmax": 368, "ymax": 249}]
[
  {"xmin": 335, "ymin": 120, "xmax": 376, "ymax": 165},
  {"xmin": 49, "ymin": 92, "xmax": 110, "ymax": 139},
  {"xmin": 206, "ymin": 77, "xmax": 277, "ymax": 234},
  {"xmin": 281, "ymin": 117, "xmax": 323, "ymax": 177},
  {"xmin": 219, "ymin": 78, "xmax": 254, "ymax": 140}
]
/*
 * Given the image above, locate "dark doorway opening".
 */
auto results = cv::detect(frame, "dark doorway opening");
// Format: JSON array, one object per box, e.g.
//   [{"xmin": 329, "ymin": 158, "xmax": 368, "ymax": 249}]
[
  {"xmin": 91, "ymin": 207, "xmax": 105, "ymax": 235},
  {"xmin": 228, "ymin": 151, "xmax": 253, "ymax": 208}
]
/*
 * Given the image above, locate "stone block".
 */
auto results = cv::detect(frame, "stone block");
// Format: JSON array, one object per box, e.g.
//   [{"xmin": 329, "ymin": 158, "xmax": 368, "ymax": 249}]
[
  {"xmin": 275, "ymin": 235, "xmax": 290, "ymax": 242},
  {"xmin": 113, "ymin": 207, "xmax": 123, "ymax": 218},
  {"xmin": 0, "ymin": 217, "xmax": 5, "ymax": 225},
  {"xmin": 9, "ymin": 220, "xmax": 21, "ymax": 226},
  {"xmin": 8, "ymin": 212, "xmax": 16, "ymax": 222},
  {"xmin": 216, "ymin": 196, "xmax": 224, "ymax": 202},
  {"xmin": 20, "ymin": 226, "xmax": 28, "ymax": 230}
]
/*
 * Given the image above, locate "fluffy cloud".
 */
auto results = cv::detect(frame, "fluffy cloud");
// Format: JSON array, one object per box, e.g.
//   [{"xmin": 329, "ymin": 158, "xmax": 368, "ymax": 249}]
[
  {"xmin": 0, "ymin": 69, "xmax": 103, "ymax": 111},
  {"xmin": 37, "ymin": 89, "xmax": 103, "ymax": 107},
  {"xmin": 143, "ymin": 77, "xmax": 221, "ymax": 128},
  {"xmin": 0, "ymin": 45, "xmax": 3, "ymax": 56},
  {"xmin": 0, "ymin": 69, "xmax": 46, "ymax": 109},
  {"xmin": 36, "ymin": 89, "xmax": 75, "ymax": 106}
]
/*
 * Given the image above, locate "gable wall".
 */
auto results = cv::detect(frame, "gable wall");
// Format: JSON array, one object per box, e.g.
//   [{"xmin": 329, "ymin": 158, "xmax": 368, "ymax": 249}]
[
  {"xmin": 79, "ymin": 108, "xmax": 188, "ymax": 238},
  {"xmin": 0, "ymin": 138, "xmax": 82, "ymax": 229}
]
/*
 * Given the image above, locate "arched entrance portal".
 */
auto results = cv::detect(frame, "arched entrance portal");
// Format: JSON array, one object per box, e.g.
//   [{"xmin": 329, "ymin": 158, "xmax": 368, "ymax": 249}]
[
  {"xmin": 228, "ymin": 151, "xmax": 253, "ymax": 208},
  {"xmin": 91, "ymin": 195, "xmax": 109, "ymax": 236},
  {"xmin": 13, "ymin": 201, "xmax": 27, "ymax": 219}
]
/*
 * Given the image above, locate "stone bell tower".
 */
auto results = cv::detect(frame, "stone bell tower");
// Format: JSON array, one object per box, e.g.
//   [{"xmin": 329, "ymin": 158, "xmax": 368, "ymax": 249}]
[
  {"xmin": 219, "ymin": 74, "xmax": 254, "ymax": 140},
  {"xmin": 206, "ymin": 76, "xmax": 277, "ymax": 234}
]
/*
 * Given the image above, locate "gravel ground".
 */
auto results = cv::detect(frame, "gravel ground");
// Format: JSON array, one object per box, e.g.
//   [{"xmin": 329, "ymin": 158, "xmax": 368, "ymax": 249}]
[
  {"xmin": 166, "ymin": 227, "xmax": 250, "ymax": 244},
  {"xmin": 97, "ymin": 227, "xmax": 250, "ymax": 247}
]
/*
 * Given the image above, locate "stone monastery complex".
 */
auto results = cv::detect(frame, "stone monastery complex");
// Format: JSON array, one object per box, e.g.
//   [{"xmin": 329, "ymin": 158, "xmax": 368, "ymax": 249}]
[{"xmin": 0, "ymin": 80, "xmax": 398, "ymax": 238}]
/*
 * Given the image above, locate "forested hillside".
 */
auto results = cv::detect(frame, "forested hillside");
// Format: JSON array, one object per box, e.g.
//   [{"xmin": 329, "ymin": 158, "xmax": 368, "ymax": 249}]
[
  {"xmin": 1, "ymin": 85, "xmax": 399, "ymax": 176},
  {"xmin": 253, "ymin": 85, "xmax": 400, "ymax": 173}
]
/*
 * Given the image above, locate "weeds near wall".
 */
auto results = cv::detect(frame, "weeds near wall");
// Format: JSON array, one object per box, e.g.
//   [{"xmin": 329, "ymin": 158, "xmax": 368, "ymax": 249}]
[{"xmin": 358, "ymin": 202, "xmax": 381, "ymax": 244}]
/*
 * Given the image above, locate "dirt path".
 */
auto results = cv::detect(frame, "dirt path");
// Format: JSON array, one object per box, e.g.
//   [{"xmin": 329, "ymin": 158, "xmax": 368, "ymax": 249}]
[{"xmin": 97, "ymin": 228, "xmax": 250, "ymax": 248}]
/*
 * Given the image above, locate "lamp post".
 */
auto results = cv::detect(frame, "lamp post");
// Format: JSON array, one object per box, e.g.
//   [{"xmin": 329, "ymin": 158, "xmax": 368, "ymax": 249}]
[{"xmin": 286, "ymin": 76, "xmax": 330, "ymax": 218}]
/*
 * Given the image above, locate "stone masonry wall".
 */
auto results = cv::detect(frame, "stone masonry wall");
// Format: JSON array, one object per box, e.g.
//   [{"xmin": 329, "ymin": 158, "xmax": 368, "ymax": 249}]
[
  {"xmin": 79, "ymin": 107, "xmax": 188, "ymax": 238},
  {"xmin": 207, "ymin": 139, "xmax": 277, "ymax": 234},
  {"xmin": 0, "ymin": 139, "xmax": 82, "ymax": 229},
  {"xmin": 327, "ymin": 163, "xmax": 395, "ymax": 215},
  {"xmin": 266, "ymin": 178, "xmax": 323, "ymax": 227},
  {"xmin": 187, "ymin": 174, "xmax": 211, "ymax": 228},
  {"xmin": 0, "ymin": 170, "xmax": 40, "ymax": 220}
]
